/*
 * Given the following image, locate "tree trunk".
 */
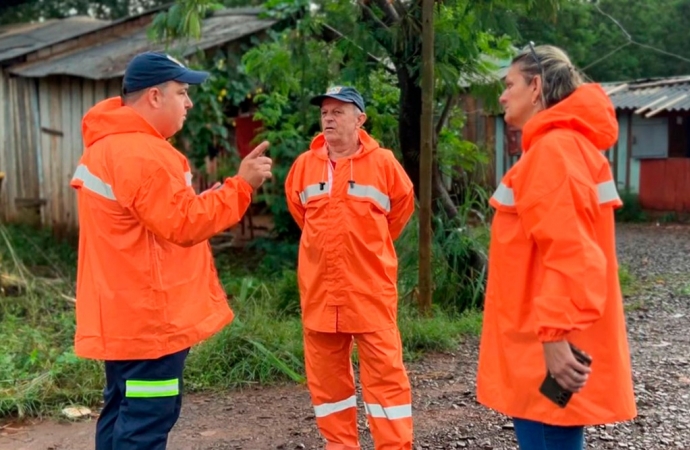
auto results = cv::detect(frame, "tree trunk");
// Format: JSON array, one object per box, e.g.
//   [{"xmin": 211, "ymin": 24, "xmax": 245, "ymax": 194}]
[
  {"xmin": 396, "ymin": 66, "xmax": 422, "ymax": 193},
  {"xmin": 396, "ymin": 66, "xmax": 459, "ymax": 220},
  {"xmin": 418, "ymin": 0, "xmax": 434, "ymax": 315}
]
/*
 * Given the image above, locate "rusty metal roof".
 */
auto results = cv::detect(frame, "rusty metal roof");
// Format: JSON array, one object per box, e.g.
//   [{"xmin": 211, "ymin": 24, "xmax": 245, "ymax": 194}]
[
  {"xmin": 8, "ymin": 9, "xmax": 276, "ymax": 80},
  {"xmin": 603, "ymin": 76, "xmax": 690, "ymax": 117},
  {"xmin": 0, "ymin": 16, "xmax": 109, "ymax": 63}
]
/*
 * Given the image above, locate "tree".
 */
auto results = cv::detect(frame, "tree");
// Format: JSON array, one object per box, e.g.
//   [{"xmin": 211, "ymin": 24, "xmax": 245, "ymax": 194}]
[
  {"xmin": 0, "ymin": 0, "xmax": 170, "ymax": 23},
  {"xmin": 506, "ymin": 0, "xmax": 690, "ymax": 82}
]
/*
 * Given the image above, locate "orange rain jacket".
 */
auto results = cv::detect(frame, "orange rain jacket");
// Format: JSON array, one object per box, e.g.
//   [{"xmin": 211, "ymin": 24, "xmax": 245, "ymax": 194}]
[
  {"xmin": 285, "ymin": 129, "xmax": 415, "ymax": 333},
  {"xmin": 70, "ymin": 97, "xmax": 253, "ymax": 361},
  {"xmin": 477, "ymin": 84, "xmax": 637, "ymax": 426}
]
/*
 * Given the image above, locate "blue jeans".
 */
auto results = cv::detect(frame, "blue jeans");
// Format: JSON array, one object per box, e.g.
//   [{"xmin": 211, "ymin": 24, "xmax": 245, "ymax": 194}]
[{"xmin": 513, "ymin": 418, "xmax": 585, "ymax": 450}]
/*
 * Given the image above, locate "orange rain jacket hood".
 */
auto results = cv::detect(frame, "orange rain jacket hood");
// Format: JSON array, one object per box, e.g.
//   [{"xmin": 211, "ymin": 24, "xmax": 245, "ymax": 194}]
[
  {"xmin": 477, "ymin": 84, "xmax": 637, "ymax": 425},
  {"xmin": 71, "ymin": 97, "xmax": 253, "ymax": 361},
  {"xmin": 285, "ymin": 129, "xmax": 415, "ymax": 333}
]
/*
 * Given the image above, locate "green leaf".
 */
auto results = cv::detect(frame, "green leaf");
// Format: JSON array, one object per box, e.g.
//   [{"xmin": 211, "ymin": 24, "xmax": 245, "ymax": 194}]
[{"xmin": 167, "ymin": 4, "xmax": 183, "ymax": 31}]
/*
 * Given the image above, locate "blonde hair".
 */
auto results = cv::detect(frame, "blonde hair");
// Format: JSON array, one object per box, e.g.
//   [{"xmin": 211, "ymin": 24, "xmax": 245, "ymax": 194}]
[{"xmin": 512, "ymin": 44, "xmax": 584, "ymax": 108}]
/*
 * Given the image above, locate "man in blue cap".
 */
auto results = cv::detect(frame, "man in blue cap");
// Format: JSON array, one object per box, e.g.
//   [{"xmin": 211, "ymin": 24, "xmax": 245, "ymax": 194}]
[
  {"xmin": 71, "ymin": 51, "xmax": 272, "ymax": 450},
  {"xmin": 285, "ymin": 86, "xmax": 416, "ymax": 449}
]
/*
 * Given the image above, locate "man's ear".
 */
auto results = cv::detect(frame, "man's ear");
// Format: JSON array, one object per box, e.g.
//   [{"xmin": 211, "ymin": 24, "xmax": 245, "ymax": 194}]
[
  {"xmin": 147, "ymin": 85, "xmax": 166, "ymax": 108},
  {"xmin": 357, "ymin": 112, "xmax": 367, "ymax": 128}
]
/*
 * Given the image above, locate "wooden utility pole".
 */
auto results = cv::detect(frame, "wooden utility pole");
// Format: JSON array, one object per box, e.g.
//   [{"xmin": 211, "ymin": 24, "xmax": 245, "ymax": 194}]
[{"xmin": 418, "ymin": 0, "xmax": 434, "ymax": 315}]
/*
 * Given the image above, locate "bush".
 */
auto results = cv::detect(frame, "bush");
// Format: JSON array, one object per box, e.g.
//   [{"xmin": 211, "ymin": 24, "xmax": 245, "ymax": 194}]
[
  {"xmin": 397, "ymin": 183, "xmax": 491, "ymax": 314},
  {"xmin": 616, "ymin": 189, "xmax": 647, "ymax": 223}
]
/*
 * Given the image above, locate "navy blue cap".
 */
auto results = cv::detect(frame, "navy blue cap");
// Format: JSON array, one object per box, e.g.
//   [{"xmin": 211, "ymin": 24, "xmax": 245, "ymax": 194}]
[
  {"xmin": 310, "ymin": 86, "xmax": 365, "ymax": 112},
  {"xmin": 122, "ymin": 52, "xmax": 209, "ymax": 94}
]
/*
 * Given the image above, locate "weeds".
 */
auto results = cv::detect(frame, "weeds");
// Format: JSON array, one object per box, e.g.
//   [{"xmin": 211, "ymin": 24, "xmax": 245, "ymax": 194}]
[{"xmin": 0, "ymin": 224, "xmax": 101, "ymax": 418}]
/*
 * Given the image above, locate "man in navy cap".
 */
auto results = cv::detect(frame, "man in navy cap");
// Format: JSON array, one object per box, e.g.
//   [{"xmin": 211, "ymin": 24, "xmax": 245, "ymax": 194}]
[
  {"xmin": 119, "ymin": 51, "xmax": 218, "ymax": 138},
  {"xmin": 285, "ymin": 86, "xmax": 416, "ymax": 449},
  {"xmin": 70, "ymin": 51, "xmax": 272, "ymax": 450}
]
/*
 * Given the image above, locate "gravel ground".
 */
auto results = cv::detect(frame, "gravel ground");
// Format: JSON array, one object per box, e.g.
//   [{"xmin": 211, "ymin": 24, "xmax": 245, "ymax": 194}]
[{"xmin": 1, "ymin": 223, "xmax": 688, "ymax": 450}]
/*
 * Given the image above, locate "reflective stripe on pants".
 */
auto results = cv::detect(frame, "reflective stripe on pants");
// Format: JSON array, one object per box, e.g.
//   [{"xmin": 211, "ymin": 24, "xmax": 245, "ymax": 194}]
[
  {"xmin": 95, "ymin": 348, "xmax": 189, "ymax": 450},
  {"xmin": 304, "ymin": 328, "xmax": 413, "ymax": 450}
]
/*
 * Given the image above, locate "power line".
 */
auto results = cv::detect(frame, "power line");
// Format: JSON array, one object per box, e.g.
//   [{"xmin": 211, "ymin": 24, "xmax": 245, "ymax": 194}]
[
  {"xmin": 582, "ymin": 42, "xmax": 631, "ymax": 71},
  {"xmin": 584, "ymin": 3, "xmax": 690, "ymax": 71},
  {"xmin": 592, "ymin": 3, "xmax": 630, "ymax": 41}
]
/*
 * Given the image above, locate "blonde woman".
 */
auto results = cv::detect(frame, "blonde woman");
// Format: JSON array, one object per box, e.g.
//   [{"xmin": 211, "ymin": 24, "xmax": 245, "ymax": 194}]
[{"xmin": 476, "ymin": 44, "xmax": 637, "ymax": 449}]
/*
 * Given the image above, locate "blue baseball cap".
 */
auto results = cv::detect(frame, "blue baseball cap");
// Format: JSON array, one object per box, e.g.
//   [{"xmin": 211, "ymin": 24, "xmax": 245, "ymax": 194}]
[
  {"xmin": 310, "ymin": 86, "xmax": 365, "ymax": 112},
  {"xmin": 122, "ymin": 52, "xmax": 209, "ymax": 94}
]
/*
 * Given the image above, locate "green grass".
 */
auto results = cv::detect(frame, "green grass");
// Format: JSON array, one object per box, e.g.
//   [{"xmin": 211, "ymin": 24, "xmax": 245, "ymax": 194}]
[
  {"xmin": 0, "ymin": 222, "xmax": 485, "ymax": 418},
  {"xmin": 678, "ymin": 284, "xmax": 690, "ymax": 297},
  {"xmin": 398, "ymin": 305, "xmax": 482, "ymax": 359},
  {"xmin": 618, "ymin": 264, "xmax": 638, "ymax": 298}
]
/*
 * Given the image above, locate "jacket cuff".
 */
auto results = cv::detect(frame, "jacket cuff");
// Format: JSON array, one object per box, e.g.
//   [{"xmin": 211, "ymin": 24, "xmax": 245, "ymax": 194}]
[
  {"xmin": 228, "ymin": 175, "xmax": 254, "ymax": 194},
  {"xmin": 537, "ymin": 327, "xmax": 569, "ymax": 343}
]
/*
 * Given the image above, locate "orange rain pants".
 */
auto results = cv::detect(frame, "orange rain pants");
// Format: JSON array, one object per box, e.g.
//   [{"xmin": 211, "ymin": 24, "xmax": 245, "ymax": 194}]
[{"xmin": 304, "ymin": 328, "xmax": 412, "ymax": 450}]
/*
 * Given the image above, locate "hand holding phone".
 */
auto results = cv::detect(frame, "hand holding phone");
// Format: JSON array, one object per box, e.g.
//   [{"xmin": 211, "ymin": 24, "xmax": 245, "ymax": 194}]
[{"xmin": 539, "ymin": 342, "xmax": 592, "ymax": 408}]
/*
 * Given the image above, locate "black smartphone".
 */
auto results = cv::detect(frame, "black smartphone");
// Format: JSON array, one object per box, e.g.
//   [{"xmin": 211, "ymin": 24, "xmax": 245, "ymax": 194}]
[{"xmin": 539, "ymin": 343, "xmax": 592, "ymax": 408}]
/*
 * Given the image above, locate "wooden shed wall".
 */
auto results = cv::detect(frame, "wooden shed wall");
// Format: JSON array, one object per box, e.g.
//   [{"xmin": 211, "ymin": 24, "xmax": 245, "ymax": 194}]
[
  {"xmin": 0, "ymin": 69, "xmax": 42, "ymax": 223},
  {"xmin": 459, "ymin": 93, "xmax": 497, "ymax": 188},
  {"xmin": 0, "ymin": 69, "xmax": 12, "ymax": 220},
  {"xmin": 0, "ymin": 74, "xmax": 122, "ymax": 229}
]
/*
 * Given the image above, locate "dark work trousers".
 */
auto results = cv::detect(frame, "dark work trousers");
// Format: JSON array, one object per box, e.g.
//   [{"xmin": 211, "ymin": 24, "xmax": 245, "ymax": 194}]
[{"xmin": 95, "ymin": 348, "xmax": 190, "ymax": 450}]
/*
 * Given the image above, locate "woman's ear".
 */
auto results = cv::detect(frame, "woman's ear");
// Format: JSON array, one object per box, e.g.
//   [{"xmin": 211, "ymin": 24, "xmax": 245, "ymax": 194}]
[{"xmin": 531, "ymin": 75, "xmax": 543, "ymax": 106}]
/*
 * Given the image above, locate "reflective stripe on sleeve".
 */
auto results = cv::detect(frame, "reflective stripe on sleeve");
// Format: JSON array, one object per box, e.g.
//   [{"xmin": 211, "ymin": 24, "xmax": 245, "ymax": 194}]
[
  {"xmin": 71, "ymin": 164, "xmax": 116, "ymax": 201},
  {"xmin": 597, "ymin": 180, "xmax": 620, "ymax": 204},
  {"xmin": 491, "ymin": 182, "xmax": 515, "ymax": 207},
  {"xmin": 491, "ymin": 180, "xmax": 620, "ymax": 207}
]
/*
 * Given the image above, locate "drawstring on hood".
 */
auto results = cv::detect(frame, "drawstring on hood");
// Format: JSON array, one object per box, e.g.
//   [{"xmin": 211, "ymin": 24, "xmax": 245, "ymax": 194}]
[
  {"xmin": 323, "ymin": 159, "xmax": 356, "ymax": 196},
  {"xmin": 310, "ymin": 129, "xmax": 380, "ymax": 194},
  {"xmin": 320, "ymin": 163, "xmax": 327, "ymax": 191}
]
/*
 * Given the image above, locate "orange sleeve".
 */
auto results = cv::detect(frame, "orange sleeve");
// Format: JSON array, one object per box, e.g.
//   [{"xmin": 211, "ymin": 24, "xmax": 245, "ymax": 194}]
[
  {"xmin": 386, "ymin": 155, "xmax": 415, "ymax": 241},
  {"xmin": 115, "ymin": 164, "xmax": 253, "ymax": 247},
  {"xmin": 515, "ymin": 146, "xmax": 607, "ymax": 342},
  {"xmin": 284, "ymin": 158, "xmax": 306, "ymax": 230}
]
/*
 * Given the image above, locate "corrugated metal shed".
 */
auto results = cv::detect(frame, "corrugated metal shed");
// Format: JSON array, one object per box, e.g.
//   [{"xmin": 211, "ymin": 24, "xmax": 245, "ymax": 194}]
[
  {"xmin": 9, "ymin": 11, "xmax": 276, "ymax": 80},
  {"xmin": 603, "ymin": 76, "xmax": 690, "ymax": 116},
  {"xmin": 0, "ymin": 16, "xmax": 109, "ymax": 63}
]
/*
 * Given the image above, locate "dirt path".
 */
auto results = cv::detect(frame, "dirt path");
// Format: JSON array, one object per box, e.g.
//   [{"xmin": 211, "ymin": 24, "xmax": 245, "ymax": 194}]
[
  {"xmin": 2, "ymin": 223, "xmax": 689, "ymax": 450},
  {"xmin": 0, "ymin": 351, "xmax": 501, "ymax": 450}
]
